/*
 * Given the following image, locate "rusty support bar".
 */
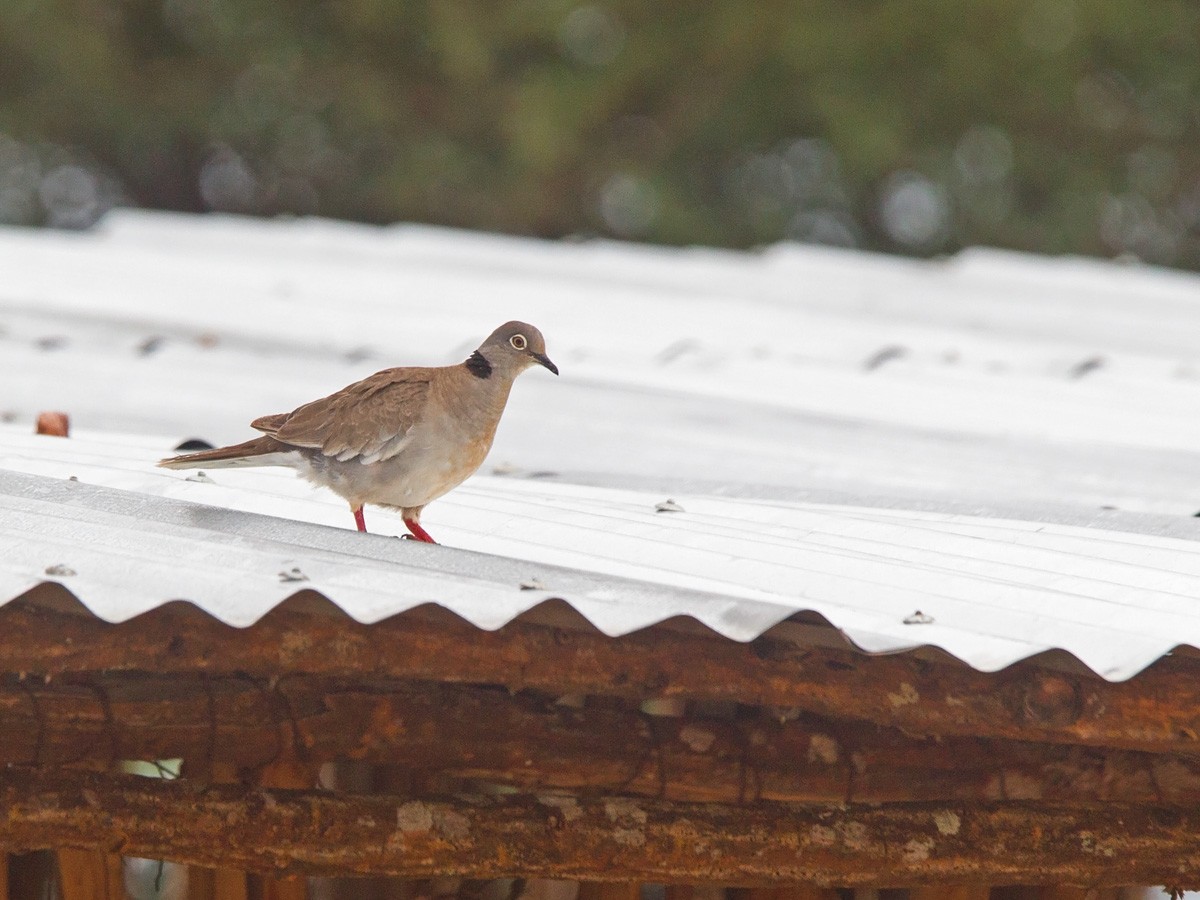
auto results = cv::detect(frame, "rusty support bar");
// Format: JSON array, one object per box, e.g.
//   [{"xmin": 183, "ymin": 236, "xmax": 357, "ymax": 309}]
[
  {"xmin": 4, "ymin": 595, "xmax": 1200, "ymax": 756},
  {"xmin": 187, "ymin": 867, "xmax": 251, "ymax": 900},
  {"xmin": 1, "ymin": 769, "xmax": 1200, "ymax": 886},
  {"xmin": 250, "ymin": 757, "xmax": 318, "ymax": 900},
  {"xmin": 54, "ymin": 848, "xmax": 124, "ymax": 900},
  {"xmin": 1, "ymin": 674, "xmax": 1200, "ymax": 804}
]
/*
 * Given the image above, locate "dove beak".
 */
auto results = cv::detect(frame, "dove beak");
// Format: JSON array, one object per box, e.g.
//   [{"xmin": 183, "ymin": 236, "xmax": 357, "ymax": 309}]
[{"xmin": 533, "ymin": 353, "xmax": 559, "ymax": 375}]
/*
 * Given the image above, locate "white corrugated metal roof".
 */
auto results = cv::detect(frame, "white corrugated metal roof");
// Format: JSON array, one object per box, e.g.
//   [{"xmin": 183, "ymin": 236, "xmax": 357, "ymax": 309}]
[
  {"xmin": 3, "ymin": 211, "xmax": 1200, "ymax": 512},
  {"xmin": 5, "ymin": 429, "xmax": 1200, "ymax": 681},
  {"xmin": 3, "ymin": 210, "xmax": 1200, "ymax": 681}
]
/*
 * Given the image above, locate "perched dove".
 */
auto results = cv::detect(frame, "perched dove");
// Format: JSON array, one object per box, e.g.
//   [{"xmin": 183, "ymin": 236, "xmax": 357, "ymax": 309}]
[{"xmin": 159, "ymin": 321, "xmax": 557, "ymax": 543}]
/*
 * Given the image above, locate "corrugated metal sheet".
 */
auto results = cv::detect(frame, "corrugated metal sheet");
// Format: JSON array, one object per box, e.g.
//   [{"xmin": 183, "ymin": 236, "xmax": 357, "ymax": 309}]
[
  {"xmin": 3, "ymin": 210, "xmax": 1200, "ymax": 681},
  {"xmin": 5, "ymin": 428, "xmax": 1200, "ymax": 681}
]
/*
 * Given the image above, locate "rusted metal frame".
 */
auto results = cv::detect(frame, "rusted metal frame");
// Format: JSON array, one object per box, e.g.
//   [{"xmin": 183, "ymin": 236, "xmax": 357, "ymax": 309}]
[
  {"xmin": 0, "ymin": 673, "xmax": 1198, "ymax": 806},
  {"xmin": 53, "ymin": 848, "xmax": 124, "ymax": 900},
  {"xmin": 2, "ymin": 768, "xmax": 1200, "ymax": 887},
  {"xmin": 185, "ymin": 866, "xmax": 250, "ymax": 900},
  {"xmin": 183, "ymin": 762, "xmax": 251, "ymax": 900},
  {"xmin": 2, "ymin": 591, "xmax": 1200, "ymax": 757},
  {"xmin": 248, "ymin": 757, "xmax": 321, "ymax": 900}
]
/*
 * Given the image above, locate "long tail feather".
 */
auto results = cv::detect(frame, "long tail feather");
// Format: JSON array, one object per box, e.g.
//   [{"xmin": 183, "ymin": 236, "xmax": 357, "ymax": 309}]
[{"xmin": 158, "ymin": 436, "xmax": 295, "ymax": 470}]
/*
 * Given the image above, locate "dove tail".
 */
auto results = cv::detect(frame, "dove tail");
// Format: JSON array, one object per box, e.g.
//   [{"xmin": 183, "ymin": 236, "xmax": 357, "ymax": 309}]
[{"xmin": 158, "ymin": 436, "xmax": 296, "ymax": 470}]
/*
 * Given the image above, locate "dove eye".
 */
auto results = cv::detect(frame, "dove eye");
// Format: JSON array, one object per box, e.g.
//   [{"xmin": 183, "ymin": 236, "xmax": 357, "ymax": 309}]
[{"xmin": 509, "ymin": 334, "xmax": 528, "ymax": 350}]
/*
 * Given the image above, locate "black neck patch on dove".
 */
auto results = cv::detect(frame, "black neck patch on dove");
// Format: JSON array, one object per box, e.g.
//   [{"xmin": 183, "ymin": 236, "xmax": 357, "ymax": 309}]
[{"xmin": 465, "ymin": 350, "xmax": 493, "ymax": 379}]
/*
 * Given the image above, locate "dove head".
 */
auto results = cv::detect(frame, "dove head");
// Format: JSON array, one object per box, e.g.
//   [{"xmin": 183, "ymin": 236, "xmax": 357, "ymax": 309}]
[{"xmin": 469, "ymin": 321, "xmax": 558, "ymax": 379}]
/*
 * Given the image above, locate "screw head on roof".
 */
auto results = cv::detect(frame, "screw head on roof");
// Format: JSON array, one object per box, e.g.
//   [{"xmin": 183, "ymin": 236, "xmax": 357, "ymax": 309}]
[
  {"xmin": 655, "ymin": 499, "xmax": 685, "ymax": 513},
  {"xmin": 44, "ymin": 564, "xmax": 76, "ymax": 577},
  {"xmin": 903, "ymin": 610, "xmax": 934, "ymax": 625},
  {"xmin": 137, "ymin": 336, "xmax": 166, "ymax": 356}
]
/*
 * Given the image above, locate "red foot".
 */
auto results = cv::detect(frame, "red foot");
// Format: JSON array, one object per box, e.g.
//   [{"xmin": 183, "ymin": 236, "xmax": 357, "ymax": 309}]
[
  {"xmin": 404, "ymin": 519, "xmax": 437, "ymax": 544},
  {"xmin": 352, "ymin": 506, "xmax": 367, "ymax": 532}
]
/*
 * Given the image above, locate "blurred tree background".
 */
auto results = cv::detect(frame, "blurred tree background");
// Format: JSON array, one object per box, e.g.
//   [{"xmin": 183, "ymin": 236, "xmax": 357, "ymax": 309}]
[{"xmin": 1, "ymin": 0, "xmax": 1199, "ymax": 268}]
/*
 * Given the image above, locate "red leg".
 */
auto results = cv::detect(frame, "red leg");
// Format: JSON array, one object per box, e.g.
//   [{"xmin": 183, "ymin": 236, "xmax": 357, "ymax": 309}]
[
  {"xmin": 404, "ymin": 519, "xmax": 437, "ymax": 544},
  {"xmin": 352, "ymin": 506, "xmax": 367, "ymax": 532}
]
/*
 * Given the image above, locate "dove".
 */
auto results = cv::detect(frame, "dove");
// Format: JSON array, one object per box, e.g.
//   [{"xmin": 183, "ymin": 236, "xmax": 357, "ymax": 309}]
[{"xmin": 159, "ymin": 321, "xmax": 557, "ymax": 543}]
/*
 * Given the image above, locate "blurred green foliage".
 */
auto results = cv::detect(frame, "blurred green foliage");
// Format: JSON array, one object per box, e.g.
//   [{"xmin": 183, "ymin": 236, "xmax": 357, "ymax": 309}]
[{"xmin": 1, "ymin": 0, "xmax": 1198, "ymax": 267}]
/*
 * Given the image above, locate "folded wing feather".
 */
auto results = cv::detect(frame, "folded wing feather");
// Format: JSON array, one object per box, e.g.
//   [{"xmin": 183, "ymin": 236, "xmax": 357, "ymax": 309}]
[{"xmin": 251, "ymin": 368, "xmax": 432, "ymax": 465}]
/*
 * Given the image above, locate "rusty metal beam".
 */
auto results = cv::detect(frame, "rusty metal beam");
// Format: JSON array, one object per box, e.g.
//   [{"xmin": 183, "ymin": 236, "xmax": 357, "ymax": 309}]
[
  {"xmin": 1, "ymin": 769, "xmax": 1199, "ymax": 886},
  {"xmin": 3, "ymin": 592, "xmax": 1200, "ymax": 757},
  {"xmin": 0, "ymin": 674, "xmax": 1198, "ymax": 805}
]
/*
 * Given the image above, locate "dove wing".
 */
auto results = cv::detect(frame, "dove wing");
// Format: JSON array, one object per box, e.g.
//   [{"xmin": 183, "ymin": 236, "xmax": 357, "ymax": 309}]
[{"xmin": 251, "ymin": 367, "xmax": 433, "ymax": 465}]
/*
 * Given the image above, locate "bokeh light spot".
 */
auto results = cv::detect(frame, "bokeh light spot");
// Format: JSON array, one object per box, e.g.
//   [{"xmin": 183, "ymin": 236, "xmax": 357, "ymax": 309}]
[
  {"xmin": 199, "ymin": 146, "xmax": 258, "ymax": 212},
  {"xmin": 599, "ymin": 173, "xmax": 658, "ymax": 237},
  {"xmin": 559, "ymin": 5, "xmax": 625, "ymax": 67},
  {"xmin": 38, "ymin": 165, "xmax": 102, "ymax": 229},
  {"xmin": 879, "ymin": 172, "xmax": 951, "ymax": 249}
]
